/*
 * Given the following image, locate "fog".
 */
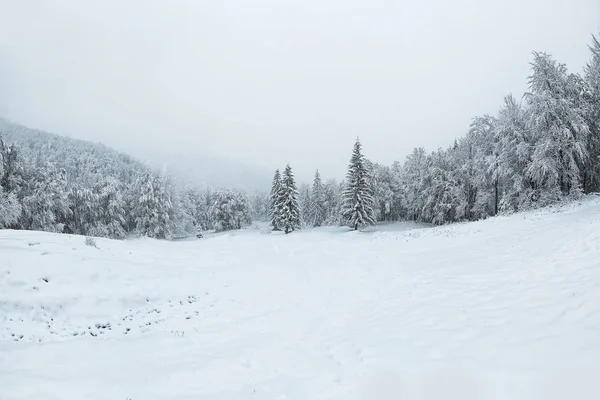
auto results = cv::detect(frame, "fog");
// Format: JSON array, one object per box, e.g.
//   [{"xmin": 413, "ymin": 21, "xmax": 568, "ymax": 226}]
[{"xmin": 0, "ymin": 0, "xmax": 598, "ymax": 186}]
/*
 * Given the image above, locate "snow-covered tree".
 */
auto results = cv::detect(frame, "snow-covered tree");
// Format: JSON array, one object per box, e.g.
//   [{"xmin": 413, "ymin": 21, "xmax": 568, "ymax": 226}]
[
  {"xmin": 20, "ymin": 165, "xmax": 71, "ymax": 232},
  {"xmin": 277, "ymin": 164, "xmax": 301, "ymax": 234},
  {"xmin": 88, "ymin": 177, "xmax": 128, "ymax": 238},
  {"xmin": 469, "ymin": 114, "xmax": 499, "ymax": 218},
  {"xmin": 269, "ymin": 169, "xmax": 282, "ymax": 230},
  {"xmin": 420, "ymin": 149, "xmax": 466, "ymax": 225},
  {"xmin": 298, "ymin": 183, "xmax": 311, "ymax": 226},
  {"xmin": 0, "ymin": 186, "xmax": 20, "ymax": 228},
  {"xmin": 68, "ymin": 184, "xmax": 99, "ymax": 235},
  {"xmin": 309, "ymin": 170, "xmax": 326, "ymax": 227},
  {"xmin": 583, "ymin": 34, "xmax": 600, "ymax": 193},
  {"xmin": 323, "ymin": 178, "xmax": 343, "ymax": 225},
  {"xmin": 371, "ymin": 163, "xmax": 395, "ymax": 221},
  {"xmin": 494, "ymin": 94, "xmax": 533, "ymax": 212},
  {"xmin": 167, "ymin": 180, "xmax": 196, "ymax": 238},
  {"xmin": 341, "ymin": 138, "xmax": 376, "ymax": 230},
  {"xmin": 400, "ymin": 147, "xmax": 428, "ymax": 221},
  {"xmin": 525, "ymin": 52, "xmax": 589, "ymax": 196},
  {"xmin": 211, "ymin": 189, "xmax": 252, "ymax": 231},
  {"xmin": 132, "ymin": 172, "xmax": 174, "ymax": 239},
  {"xmin": 0, "ymin": 138, "xmax": 23, "ymax": 228},
  {"xmin": 0, "ymin": 138, "xmax": 26, "ymax": 196},
  {"xmin": 249, "ymin": 191, "xmax": 269, "ymax": 221}
]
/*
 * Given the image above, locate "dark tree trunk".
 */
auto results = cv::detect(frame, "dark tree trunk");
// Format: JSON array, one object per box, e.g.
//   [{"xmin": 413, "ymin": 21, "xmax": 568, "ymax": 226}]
[{"xmin": 494, "ymin": 179, "xmax": 499, "ymax": 216}]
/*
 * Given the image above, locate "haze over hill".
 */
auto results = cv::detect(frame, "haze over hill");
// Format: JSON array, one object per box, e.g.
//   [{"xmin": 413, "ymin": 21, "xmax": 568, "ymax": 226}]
[
  {"xmin": 1, "ymin": 0, "xmax": 598, "ymax": 183},
  {"xmin": 0, "ymin": 118, "xmax": 273, "ymax": 192}
]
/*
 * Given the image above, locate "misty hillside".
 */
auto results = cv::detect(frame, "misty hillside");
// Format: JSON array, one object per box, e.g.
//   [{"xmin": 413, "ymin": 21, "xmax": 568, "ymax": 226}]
[
  {"xmin": 0, "ymin": 116, "xmax": 269, "ymax": 239},
  {"xmin": 139, "ymin": 149, "xmax": 273, "ymax": 193},
  {"xmin": 0, "ymin": 118, "xmax": 272, "ymax": 192},
  {"xmin": 0, "ymin": 117, "xmax": 148, "ymax": 186}
]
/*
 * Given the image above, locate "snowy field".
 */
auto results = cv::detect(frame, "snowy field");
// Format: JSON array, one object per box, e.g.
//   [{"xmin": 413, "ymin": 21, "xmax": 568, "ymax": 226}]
[{"xmin": 2, "ymin": 198, "xmax": 600, "ymax": 400}]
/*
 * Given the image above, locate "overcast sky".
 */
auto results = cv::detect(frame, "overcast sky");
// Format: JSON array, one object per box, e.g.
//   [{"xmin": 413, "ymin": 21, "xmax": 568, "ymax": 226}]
[{"xmin": 0, "ymin": 0, "xmax": 599, "ymax": 184}]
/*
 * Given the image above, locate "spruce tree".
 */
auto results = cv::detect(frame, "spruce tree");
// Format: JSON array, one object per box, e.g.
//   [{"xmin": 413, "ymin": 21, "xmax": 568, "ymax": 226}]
[
  {"xmin": 309, "ymin": 169, "xmax": 326, "ymax": 227},
  {"xmin": 341, "ymin": 138, "xmax": 376, "ymax": 230},
  {"xmin": 269, "ymin": 169, "xmax": 282, "ymax": 230},
  {"xmin": 277, "ymin": 164, "xmax": 301, "ymax": 234}
]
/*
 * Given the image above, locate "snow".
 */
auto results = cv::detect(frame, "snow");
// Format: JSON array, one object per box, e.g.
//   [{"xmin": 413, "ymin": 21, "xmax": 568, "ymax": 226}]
[{"xmin": 2, "ymin": 198, "xmax": 600, "ymax": 399}]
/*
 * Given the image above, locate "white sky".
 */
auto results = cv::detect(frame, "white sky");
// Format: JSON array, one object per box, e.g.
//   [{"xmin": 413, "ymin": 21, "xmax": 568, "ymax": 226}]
[{"xmin": 0, "ymin": 0, "xmax": 599, "ymax": 184}]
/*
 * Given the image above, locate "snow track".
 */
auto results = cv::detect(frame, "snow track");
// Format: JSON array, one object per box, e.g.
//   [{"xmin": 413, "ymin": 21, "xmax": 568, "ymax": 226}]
[{"xmin": 2, "ymin": 198, "xmax": 600, "ymax": 399}]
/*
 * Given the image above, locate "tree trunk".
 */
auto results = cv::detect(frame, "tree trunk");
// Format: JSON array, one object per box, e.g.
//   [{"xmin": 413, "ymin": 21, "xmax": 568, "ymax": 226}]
[{"xmin": 494, "ymin": 179, "xmax": 499, "ymax": 216}]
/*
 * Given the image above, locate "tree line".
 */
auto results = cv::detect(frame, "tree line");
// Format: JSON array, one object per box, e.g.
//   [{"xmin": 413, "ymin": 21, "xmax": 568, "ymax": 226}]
[
  {"xmin": 2, "ymin": 34, "xmax": 600, "ymax": 237},
  {"xmin": 272, "ymin": 34, "xmax": 600, "ymax": 228},
  {"xmin": 0, "ymin": 120, "xmax": 258, "ymax": 238}
]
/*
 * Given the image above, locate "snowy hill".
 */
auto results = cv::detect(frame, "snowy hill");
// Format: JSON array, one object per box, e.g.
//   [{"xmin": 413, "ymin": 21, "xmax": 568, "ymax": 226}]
[
  {"xmin": 0, "ymin": 117, "xmax": 148, "ymax": 186},
  {"xmin": 0, "ymin": 117, "xmax": 272, "ymax": 192},
  {"xmin": 2, "ymin": 198, "xmax": 600, "ymax": 399}
]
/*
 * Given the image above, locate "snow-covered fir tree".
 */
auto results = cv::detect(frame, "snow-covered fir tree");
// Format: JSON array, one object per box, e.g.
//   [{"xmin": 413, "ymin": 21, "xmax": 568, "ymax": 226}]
[
  {"xmin": 309, "ymin": 170, "xmax": 326, "ymax": 227},
  {"xmin": 269, "ymin": 169, "xmax": 282, "ymax": 230},
  {"xmin": 341, "ymin": 138, "xmax": 376, "ymax": 230},
  {"xmin": 276, "ymin": 164, "xmax": 301, "ymax": 234}
]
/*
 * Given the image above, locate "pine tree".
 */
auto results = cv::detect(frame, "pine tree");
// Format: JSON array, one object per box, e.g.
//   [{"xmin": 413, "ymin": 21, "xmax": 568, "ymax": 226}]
[
  {"xmin": 341, "ymin": 138, "xmax": 376, "ymax": 230},
  {"xmin": 309, "ymin": 169, "xmax": 326, "ymax": 227},
  {"xmin": 277, "ymin": 164, "xmax": 301, "ymax": 234},
  {"xmin": 269, "ymin": 169, "xmax": 282, "ymax": 230}
]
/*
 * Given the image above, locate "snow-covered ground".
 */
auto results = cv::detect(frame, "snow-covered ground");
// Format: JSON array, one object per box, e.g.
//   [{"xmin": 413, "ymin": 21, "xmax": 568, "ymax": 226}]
[{"xmin": 2, "ymin": 198, "xmax": 600, "ymax": 400}]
